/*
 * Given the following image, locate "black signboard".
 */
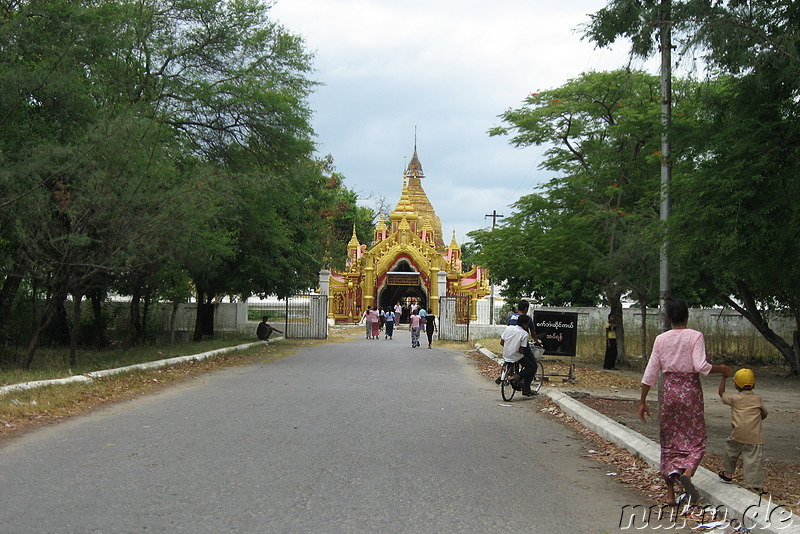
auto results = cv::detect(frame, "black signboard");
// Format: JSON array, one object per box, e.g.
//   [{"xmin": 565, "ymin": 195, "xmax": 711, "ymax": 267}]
[
  {"xmin": 533, "ymin": 311, "xmax": 578, "ymax": 356},
  {"xmin": 387, "ymin": 273, "xmax": 420, "ymax": 286}
]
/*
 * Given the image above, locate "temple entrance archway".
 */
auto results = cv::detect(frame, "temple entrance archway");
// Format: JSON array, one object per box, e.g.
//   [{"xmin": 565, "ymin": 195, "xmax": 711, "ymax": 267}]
[
  {"xmin": 377, "ymin": 259, "xmax": 429, "ymax": 323},
  {"xmin": 379, "ymin": 286, "xmax": 428, "ymax": 322}
]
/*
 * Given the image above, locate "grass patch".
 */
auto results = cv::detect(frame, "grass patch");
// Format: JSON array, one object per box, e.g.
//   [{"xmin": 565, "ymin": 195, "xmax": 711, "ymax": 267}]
[
  {"xmin": 0, "ymin": 336, "xmax": 325, "ymax": 440},
  {"xmin": 0, "ymin": 336, "xmax": 257, "ymax": 386},
  {"xmin": 474, "ymin": 336, "xmax": 502, "ymax": 356}
]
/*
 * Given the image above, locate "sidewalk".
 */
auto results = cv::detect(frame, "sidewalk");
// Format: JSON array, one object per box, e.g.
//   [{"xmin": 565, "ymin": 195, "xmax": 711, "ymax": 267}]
[{"xmin": 476, "ymin": 345, "xmax": 800, "ymax": 534}]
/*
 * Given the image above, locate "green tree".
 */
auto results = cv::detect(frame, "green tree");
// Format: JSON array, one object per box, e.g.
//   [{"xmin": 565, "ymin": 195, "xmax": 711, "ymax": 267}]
[
  {"xmin": 468, "ymin": 194, "xmax": 602, "ymax": 307},
  {"xmin": 586, "ymin": 0, "xmax": 800, "ymax": 81},
  {"xmin": 478, "ymin": 69, "xmax": 666, "ymax": 363},
  {"xmin": 0, "ymin": 0, "xmax": 322, "ymax": 364},
  {"xmin": 587, "ymin": 0, "xmax": 800, "ymax": 374},
  {"xmin": 313, "ymin": 156, "xmax": 375, "ymax": 271},
  {"xmin": 669, "ymin": 74, "xmax": 800, "ymax": 374}
]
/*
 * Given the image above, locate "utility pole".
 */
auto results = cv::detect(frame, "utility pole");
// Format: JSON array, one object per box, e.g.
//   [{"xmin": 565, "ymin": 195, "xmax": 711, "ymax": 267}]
[
  {"xmin": 484, "ymin": 210, "xmax": 504, "ymax": 325},
  {"xmin": 659, "ymin": 0, "xmax": 673, "ymax": 333}
]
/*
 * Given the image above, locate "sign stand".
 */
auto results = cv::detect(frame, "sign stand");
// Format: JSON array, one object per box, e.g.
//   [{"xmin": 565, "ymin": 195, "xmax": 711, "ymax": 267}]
[{"xmin": 533, "ymin": 310, "xmax": 578, "ymax": 382}]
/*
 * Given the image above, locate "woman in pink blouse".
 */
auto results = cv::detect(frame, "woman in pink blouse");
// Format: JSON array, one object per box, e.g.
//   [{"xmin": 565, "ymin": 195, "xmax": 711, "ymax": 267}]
[{"xmin": 639, "ymin": 299, "xmax": 730, "ymax": 506}]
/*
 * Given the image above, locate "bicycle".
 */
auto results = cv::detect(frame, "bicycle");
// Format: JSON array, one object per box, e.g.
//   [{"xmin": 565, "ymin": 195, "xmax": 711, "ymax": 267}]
[{"xmin": 499, "ymin": 344, "xmax": 545, "ymax": 401}]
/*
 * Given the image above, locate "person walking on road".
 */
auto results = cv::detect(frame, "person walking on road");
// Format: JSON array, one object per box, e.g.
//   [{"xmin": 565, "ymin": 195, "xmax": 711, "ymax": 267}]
[
  {"xmin": 638, "ymin": 298, "xmax": 731, "ymax": 506},
  {"xmin": 384, "ymin": 308, "xmax": 395, "ymax": 340},
  {"xmin": 409, "ymin": 309, "xmax": 422, "ymax": 348},
  {"xmin": 361, "ymin": 307, "xmax": 371, "ymax": 339},
  {"xmin": 369, "ymin": 307, "xmax": 380, "ymax": 339},
  {"xmin": 717, "ymin": 368, "xmax": 769, "ymax": 492},
  {"xmin": 425, "ymin": 309, "xmax": 437, "ymax": 348}
]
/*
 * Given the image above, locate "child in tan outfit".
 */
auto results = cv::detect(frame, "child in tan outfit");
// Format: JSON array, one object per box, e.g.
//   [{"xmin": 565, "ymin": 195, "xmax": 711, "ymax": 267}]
[{"xmin": 718, "ymin": 368, "xmax": 769, "ymax": 491}]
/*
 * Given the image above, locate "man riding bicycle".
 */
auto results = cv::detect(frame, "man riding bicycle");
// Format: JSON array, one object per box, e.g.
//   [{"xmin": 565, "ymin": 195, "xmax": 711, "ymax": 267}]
[{"xmin": 499, "ymin": 314, "xmax": 537, "ymax": 396}]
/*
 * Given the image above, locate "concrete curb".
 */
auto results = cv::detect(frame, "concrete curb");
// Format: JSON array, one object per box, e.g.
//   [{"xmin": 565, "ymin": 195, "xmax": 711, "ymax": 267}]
[
  {"xmin": 0, "ymin": 340, "xmax": 275, "ymax": 397},
  {"xmin": 475, "ymin": 343, "xmax": 800, "ymax": 533}
]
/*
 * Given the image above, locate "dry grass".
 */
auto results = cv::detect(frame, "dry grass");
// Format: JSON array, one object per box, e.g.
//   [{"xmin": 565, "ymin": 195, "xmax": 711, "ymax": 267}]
[
  {"xmin": 0, "ymin": 339, "xmax": 306, "ymax": 440},
  {"xmin": 0, "ymin": 336, "xmax": 258, "ymax": 385},
  {"xmin": 0, "ymin": 326, "xmax": 395, "ymax": 440}
]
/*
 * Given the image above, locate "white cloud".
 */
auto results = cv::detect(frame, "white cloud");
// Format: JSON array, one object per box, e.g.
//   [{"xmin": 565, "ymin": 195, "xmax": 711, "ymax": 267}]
[{"xmin": 270, "ymin": 0, "xmax": 654, "ymax": 244}]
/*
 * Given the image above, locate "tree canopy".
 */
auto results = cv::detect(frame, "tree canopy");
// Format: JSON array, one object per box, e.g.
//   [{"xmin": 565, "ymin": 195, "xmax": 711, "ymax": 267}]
[
  {"xmin": 0, "ymin": 0, "xmax": 371, "ymax": 367},
  {"xmin": 583, "ymin": 0, "xmax": 800, "ymax": 373},
  {"xmin": 473, "ymin": 69, "xmax": 666, "ymax": 361}
]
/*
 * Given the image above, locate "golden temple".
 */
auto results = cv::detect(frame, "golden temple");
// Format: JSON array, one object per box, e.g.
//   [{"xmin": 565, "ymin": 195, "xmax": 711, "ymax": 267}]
[{"xmin": 327, "ymin": 146, "xmax": 489, "ymax": 322}]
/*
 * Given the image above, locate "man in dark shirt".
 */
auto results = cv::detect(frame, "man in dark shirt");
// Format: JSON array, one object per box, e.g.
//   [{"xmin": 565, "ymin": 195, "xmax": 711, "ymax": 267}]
[{"xmin": 256, "ymin": 315, "xmax": 282, "ymax": 341}]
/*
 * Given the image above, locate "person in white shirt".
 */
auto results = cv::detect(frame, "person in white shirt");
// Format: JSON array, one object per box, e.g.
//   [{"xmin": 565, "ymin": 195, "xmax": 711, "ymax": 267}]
[{"xmin": 499, "ymin": 314, "xmax": 537, "ymax": 396}]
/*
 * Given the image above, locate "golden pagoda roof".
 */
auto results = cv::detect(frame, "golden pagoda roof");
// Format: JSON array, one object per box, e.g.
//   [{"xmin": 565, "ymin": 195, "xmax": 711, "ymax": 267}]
[
  {"xmin": 347, "ymin": 224, "xmax": 360, "ymax": 249},
  {"xmin": 402, "ymin": 145, "xmax": 445, "ymax": 248},
  {"xmin": 376, "ymin": 214, "xmax": 387, "ymax": 232},
  {"xmin": 448, "ymin": 229, "xmax": 460, "ymax": 250},
  {"xmin": 391, "ymin": 178, "xmax": 417, "ymax": 220},
  {"xmin": 404, "ymin": 146, "xmax": 425, "ymax": 179}
]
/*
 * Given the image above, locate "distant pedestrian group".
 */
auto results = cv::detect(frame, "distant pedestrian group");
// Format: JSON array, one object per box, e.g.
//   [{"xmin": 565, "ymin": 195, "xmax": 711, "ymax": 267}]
[
  {"xmin": 409, "ymin": 308, "xmax": 437, "ymax": 349},
  {"xmin": 361, "ymin": 302, "xmax": 437, "ymax": 348},
  {"xmin": 362, "ymin": 306, "xmax": 380, "ymax": 339}
]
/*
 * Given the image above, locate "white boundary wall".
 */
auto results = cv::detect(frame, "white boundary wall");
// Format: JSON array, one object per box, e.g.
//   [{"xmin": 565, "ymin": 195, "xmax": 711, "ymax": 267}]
[
  {"xmin": 103, "ymin": 301, "xmax": 249, "ymax": 335},
  {"xmin": 471, "ymin": 299, "xmax": 793, "ymax": 341}
]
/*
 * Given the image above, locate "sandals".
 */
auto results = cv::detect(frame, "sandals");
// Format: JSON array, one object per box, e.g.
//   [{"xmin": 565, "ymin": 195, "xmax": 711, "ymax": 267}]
[{"xmin": 679, "ymin": 474, "xmax": 701, "ymax": 504}]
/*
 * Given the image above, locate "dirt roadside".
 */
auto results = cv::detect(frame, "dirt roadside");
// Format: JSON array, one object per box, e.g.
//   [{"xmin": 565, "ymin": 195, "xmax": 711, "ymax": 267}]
[
  {"xmin": 562, "ymin": 367, "xmax": 800, "ymax": 462},
  {"xmin": 466, "ymin": 349, "xmax": 800, "ymax": 512}
]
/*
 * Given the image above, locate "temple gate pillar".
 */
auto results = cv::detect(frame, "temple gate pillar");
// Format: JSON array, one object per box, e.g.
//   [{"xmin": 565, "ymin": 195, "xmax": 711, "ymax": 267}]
[
  {"xmin": 319, "ymin": 269, "xmax": 330, "ymax": 295},
  {"xmin": 437, "ymin": 271, "xmax": 447, "ymax": 304},
  {"xmin": 319, "ymin": 269, "xmax": 331, "ymax": 319},
  {"xmin": 430, "ymin": 267, "xmax": 440, "ymax": 315},
  {"xmin": 363, "ymin": 264, "xmax": 375, "ymax": 310}
]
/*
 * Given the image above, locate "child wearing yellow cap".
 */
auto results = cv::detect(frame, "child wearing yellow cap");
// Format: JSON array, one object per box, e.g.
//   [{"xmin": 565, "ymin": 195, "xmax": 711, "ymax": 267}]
[{"xmin": 717, "ymin": 368, "xmax": 769, "ymax": 491}]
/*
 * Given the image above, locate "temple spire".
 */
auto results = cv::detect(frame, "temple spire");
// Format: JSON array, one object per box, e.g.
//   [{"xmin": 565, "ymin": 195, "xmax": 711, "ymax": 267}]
[
  {"xmin": 404, "ymin": 144, "xmax": 424, "ymax": 180},
  {"xmin": 374, "ymin": 214, "xmax": 388, "ymax": 243},
  {"xmin": 347, "ymin": 224, "xmax": 360, "ymax": 249},
  {"xmin": 449, "ymin": 229, "xmax": 460, "ymax": 250}
]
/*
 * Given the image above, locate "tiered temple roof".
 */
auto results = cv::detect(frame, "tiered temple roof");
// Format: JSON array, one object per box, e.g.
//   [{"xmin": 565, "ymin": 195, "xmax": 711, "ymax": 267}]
[{"xmin": 402, "ymin": 146, "xmax": 445, "ymax": 249}]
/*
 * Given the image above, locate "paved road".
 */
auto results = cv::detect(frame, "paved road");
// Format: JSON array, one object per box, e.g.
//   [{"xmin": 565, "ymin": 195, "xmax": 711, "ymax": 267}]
[{"xmin": 1, "ymin": 337, "xmax": 665, "ymax": 533}]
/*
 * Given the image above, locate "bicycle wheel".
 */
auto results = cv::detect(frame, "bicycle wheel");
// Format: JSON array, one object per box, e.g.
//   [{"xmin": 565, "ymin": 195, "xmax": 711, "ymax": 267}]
[
  {"xmin": 531, "ymin": 360, "xmax": 545, "ymax": 394},
  {"xmin": 501, "ymin": 364, "xmax": 516, "ymax": 402}
]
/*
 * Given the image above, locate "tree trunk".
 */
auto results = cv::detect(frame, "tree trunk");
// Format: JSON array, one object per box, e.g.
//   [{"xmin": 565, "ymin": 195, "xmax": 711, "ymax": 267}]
[
  {"xmin": 89, "ymin": 289, "xmax": 108, "ymax": 348},
  {"xmin": 170, "ymin": 301, "xmax": 180, "ymax": 344},
  {"xmin": 69, "ymin": 293, "xmax": 82, "ymax": 367},
  {"xmin": 0, "ymin": 255, "xmax": 25, "ymax": 345},
  {"xmin": 193, "ymin": 288, "xmax": 206, "ymax": 342},
  {"xmin": 793, "ymin": 331, "xmax": 800, "ymax": 378},
  {"xmin": 705, "ymin": 276, "xmax": 799, "ymax": 376},
  {"xmin": 640, "ymin": 304, "xmax": 648, "ymax": 362},
  {"xmin": 142, "ymin": 291, "xmax": 151, "ymax": 342},
  {"xmin": 0, "ymin": 257, "xmax": 25, "ymax": 364},
  {"xmin": 23, "ymin": 291, "xmax": 67, "ymax": 369},
  {"xmin": 125, "ymin": 288, "xmax": 142, "ymax": 349},
  {"xmin": 51, "ymin": 291, "xmax": 70, "ymax": 345}
]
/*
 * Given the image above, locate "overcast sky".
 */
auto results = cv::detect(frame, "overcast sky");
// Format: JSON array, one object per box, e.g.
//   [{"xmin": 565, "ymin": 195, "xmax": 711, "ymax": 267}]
[{"xmin": 270, "ymin": 0, "xmax": 656, "ymax": 245}]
